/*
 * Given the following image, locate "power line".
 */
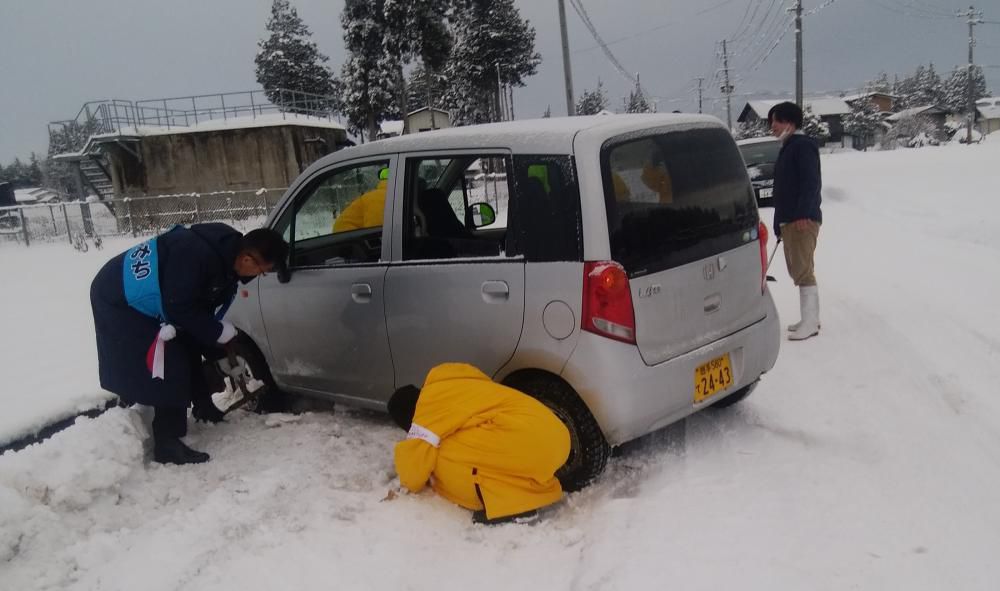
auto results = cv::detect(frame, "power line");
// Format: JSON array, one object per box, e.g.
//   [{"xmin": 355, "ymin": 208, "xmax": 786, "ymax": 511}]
[{"xmin": 568, "ymin": 0, "xmax": 639, "ymax": 86}]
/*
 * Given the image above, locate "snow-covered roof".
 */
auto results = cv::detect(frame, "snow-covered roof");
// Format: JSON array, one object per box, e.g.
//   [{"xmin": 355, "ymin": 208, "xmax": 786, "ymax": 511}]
[
  {"xmin": 975, "ymin": 97, "xmax": 1000, "ymax": 120},
  {"xmin": 93, "ymin": 112, "xmax": 345, "ymax": 140},
  {"xmin": 842, "ymin": 91, "xmax": 897, "ymax": 103},
  {"xmin": 886, "ymin": 105, "xmax": 950, "ymax": 122},
  {"xmin": 406, "ymin": 107, "xmax": 450, "ymax": 117},
  {"xmin": 13, "ymin": 187, "xmax": 60, "ymax": 204},
  {"xmin": 745, "ymin": 98, "xmax": 851, "ymax": 118}
]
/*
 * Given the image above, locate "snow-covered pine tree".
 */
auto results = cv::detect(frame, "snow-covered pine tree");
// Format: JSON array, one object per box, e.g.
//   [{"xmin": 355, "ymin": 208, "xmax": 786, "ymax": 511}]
[
  {"xmin": 576, "ymin": 80, "xmax": 609, "ymax": 115},
  {"xmin": 443, "ymin": 0, "xmax": 541, "ymax": 126},
  {"xmin": 913, "ymin": 62, "xmax": 944, "ymax": 107},
  {"xmin": 625, "ymin": 77, "xmax": 653, "ymax": 114},
  {"xmin": 801, "ymin": 107, "xmax": 830, "ymax": 143},
  {"xmin": 733, "ymin": 119, "xmax": 770, "ymax": 140},
  {"xmin": 406, "ymin": 64, "xmax": 449, "ymax": 114},
  {"xmin": 842, "ymin": 98, "xmax": 883, "ymax": 149},
  {"xmin": 942, "ymin": 65, "xmax": 989, "ymax": 113},
  {"xmin": 897, "ymin": 65, "xmax": 923, "ymax": 109},
  {"xmin": 382, "ymin": 0, "xmax": 451, "ymax": 130},
  {"xmin": 866, "ymin": 71, "xmax": 892, "ymax": 94},
  {"xmin": 341, "ymin": 0, "xmax": 401, "ymax": 140},
  {"xmin": 255, "ymin": 0, "xmax": 337, "ymax": 114}
]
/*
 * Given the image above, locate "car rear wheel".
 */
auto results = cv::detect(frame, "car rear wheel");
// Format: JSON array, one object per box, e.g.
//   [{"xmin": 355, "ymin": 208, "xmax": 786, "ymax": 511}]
[
  {"xmin": 710, "ymin": 380, "xmax": 758, "ymax": 409},
  {"xmin": 503, "ymin": 372, "xmax": 611, "ymax": 492}
]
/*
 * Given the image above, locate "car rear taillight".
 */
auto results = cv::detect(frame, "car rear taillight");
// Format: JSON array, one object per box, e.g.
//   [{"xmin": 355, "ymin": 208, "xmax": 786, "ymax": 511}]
[
  {"xmin": 758, "ymin": 221, "xmax": 769, "ymax": 293},
  {"xmin": 582, "ymin": 261, "xmax": 636, "ymax": 344}
]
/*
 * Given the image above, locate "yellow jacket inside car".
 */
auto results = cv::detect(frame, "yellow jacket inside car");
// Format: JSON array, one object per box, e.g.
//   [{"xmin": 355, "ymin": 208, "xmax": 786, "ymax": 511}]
[
  {"xmin": 391, "ymin": 363, "xmax": 570, "ymax": 521},
  {"xmin": 332, "ymin": 177, "xmax": 388, "ymax": 233}
]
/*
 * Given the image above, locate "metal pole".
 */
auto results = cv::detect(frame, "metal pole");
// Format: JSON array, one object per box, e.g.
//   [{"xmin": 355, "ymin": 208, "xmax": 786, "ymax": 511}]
[
  {"xmin": 962, "ymin": 6, "xmax": 982, "ymax": 145},
  {"xmin": 49, "ymin": 204, "xmax": 56, "ymax": 232},
  {"xmin": 722, "ymin": 40, "xmax": 733, "ymax": 129},
  {"xmin": 19, "ymin": 207, "xmax": 29, "ymax": 247},
  {"xmin": 558, "ymin": 0, "xmax": 575, "ymax": 115},
  {"xmin": 697, "ymin": 77, "xmax": 704, "ymax": 114},
  {"xmin": 63, "ymin": 202, "xmax": 72, "ymax": 244},
  {"xmin": 509, "ymin": 85, "xmax": 515, "ymax": 121},
  {"xmin": 795, "ymin": 0, "xmax": 804, "ymax": 107}
]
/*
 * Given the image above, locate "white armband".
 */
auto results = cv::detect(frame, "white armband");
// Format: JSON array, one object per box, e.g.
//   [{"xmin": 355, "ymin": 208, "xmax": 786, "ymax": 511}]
[{"xmin": 406, "ymin": 422, "xmax": 440, "ymax": 448}]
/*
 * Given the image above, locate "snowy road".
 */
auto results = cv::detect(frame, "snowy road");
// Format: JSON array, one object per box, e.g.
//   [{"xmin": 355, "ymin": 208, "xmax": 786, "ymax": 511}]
[{"xmin": 2, "ymin": 136, "xmax": 1000, "ymax": 590}]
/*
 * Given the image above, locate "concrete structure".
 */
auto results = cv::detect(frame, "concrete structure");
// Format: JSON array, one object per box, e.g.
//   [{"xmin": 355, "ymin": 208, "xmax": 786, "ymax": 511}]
[{"xmin": 97, "ymin": 115, "xmax": 347, "ymax": 196}]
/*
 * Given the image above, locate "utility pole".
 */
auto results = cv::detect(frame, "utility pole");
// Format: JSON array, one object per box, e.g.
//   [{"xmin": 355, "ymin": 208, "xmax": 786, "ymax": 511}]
[
  {"xmin": 696, "ymin": 77, "xmax": 705, "ymax": 114},
  {"xmin": 558, "ymin": 0, "xmax": 575, "ymax": 115},
  {"xmin": 959, "ymin": 5, "xmax": 984, "ymax": 144},
  {"xmin": 721, "ymin": 40, "xmax": 734, "ymax": 129},
  {"xmin": 793, "ymin": 0, "xmax": 804, "ymax": 107}
]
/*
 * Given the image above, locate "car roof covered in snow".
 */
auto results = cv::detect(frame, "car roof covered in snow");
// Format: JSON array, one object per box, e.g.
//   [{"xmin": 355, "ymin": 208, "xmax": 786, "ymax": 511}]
[{"xmin": 327, "ymin": 113, "xmax": 724, "ymax": 162}]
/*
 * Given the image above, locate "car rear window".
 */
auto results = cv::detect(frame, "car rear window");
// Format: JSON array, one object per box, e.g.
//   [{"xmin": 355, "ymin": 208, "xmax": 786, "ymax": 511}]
[
  {"xmin": 601, "ymin": 127, "xmax": 758, "ymax": 277},
  {"xmin": 738, "ymin": 140, "xmax": 781, "ymax": 167}
]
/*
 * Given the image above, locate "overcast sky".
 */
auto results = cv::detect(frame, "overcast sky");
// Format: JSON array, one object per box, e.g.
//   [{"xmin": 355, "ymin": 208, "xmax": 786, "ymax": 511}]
[{"xmin": 1, "ymin": 0, "xmax": 998, "ymax": 163}]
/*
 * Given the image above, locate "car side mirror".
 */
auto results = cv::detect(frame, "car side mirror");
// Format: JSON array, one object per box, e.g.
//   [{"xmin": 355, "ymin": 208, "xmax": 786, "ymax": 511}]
[{"xmin": 468, "ymin": 202, "xmax": 496, "ymax": 228}]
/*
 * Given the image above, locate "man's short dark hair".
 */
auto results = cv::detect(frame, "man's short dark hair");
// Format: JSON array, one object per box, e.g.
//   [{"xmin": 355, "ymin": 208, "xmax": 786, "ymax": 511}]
[
  {"xmin": 387, "ymin": 385, "xmax": 420, "ymax": 430},
  {"xmin": 242, "ymin": 228, "xmax": 288, "ymax": 266},
  {"xmin": 768, "ymin": 102, "xmax": 804, "ymax": 129}
]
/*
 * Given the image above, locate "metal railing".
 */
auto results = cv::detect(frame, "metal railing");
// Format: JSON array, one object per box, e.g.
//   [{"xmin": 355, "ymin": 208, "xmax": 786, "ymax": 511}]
[
  {"xmin": 0, "ymin": 188, "xmax": 287, "ymax": 247},
  {"xmin": 48, "ymin": 89, "xmax": 342, "ymax": 152}
]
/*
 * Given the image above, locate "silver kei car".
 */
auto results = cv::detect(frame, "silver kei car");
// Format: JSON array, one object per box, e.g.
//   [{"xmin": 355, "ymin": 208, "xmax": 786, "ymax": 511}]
[{"xmin": 227, "ymin": 114, "xmax": 781, "ymax": 489}]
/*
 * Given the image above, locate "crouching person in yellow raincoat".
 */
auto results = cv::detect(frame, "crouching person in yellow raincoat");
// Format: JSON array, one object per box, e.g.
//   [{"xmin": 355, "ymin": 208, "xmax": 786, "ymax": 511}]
[{"xmin": 388, "ymin": 363, "xmax": 571, "ymax": 525}]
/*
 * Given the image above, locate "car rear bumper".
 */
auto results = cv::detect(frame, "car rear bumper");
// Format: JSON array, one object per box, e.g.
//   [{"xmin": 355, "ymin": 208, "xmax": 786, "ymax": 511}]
[{"xmin": 562, "ymin": 289, "xmax": 780, "ymax": 446}]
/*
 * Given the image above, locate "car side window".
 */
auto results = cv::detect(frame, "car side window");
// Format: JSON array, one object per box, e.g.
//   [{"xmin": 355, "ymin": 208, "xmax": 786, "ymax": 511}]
[
  {"xmin": 275, "ymin": 160, "xmax": 390, "ymax": 267},
  {"xmin": 401, "ymin": 155, "xmax": 511, "ymax": 261}
]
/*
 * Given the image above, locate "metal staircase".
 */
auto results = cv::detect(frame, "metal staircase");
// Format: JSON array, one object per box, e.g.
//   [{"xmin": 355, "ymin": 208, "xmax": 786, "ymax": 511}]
[{"xmin": 78, "ymin": 156, "xmax": 114, "ymax": 200}]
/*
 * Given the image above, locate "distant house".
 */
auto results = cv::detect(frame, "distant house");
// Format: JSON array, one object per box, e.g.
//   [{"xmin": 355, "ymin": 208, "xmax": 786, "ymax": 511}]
[
  {"xmin": 886, "ymin": 105, "xmax": 951, "ymax": 128},
  {"xmin": 975, "ymin": 97, "xmax": 1000, "ymax": 135},
  {"xmin": 737, "ymin": 98, "xmax": 851, "ymax": 143},
  {"xmin": 377, "ymin": 107, "xmax": 452, "ymax": 139},
  {"xmin": 842, "ymin": 92, "xmax": 897, "ymax": 114},
  {"xmin": 13, "ymin": 187, "xmax": 61, "ymax": 205}
]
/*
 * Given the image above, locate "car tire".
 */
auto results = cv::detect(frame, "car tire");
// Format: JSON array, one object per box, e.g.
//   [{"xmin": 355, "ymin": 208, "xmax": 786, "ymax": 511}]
[
  {"xmin": 225, "ymin": 332, "xmax": 290, "ymax": 414},
  {"xmin": 503, "ymin": 372, "xmax": 611, "ymax": 492},
  {"xmin": 710, "ymin": 380, "xmax": 758, "ymax": 409}
]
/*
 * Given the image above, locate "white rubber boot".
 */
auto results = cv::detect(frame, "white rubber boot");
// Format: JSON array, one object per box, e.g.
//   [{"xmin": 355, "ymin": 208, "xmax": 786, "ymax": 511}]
[
  {"xmin": 787, "ymin": 286, "xmax": 821, "ymax": 332},
  {"xmin": 788, "ymin": 285, "xmax": 819, "ymax": 341}
]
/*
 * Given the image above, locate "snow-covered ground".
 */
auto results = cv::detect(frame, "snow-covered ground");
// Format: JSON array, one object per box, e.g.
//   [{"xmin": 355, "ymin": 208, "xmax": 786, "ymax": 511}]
[{"xmin": 2, "ymin": 135, "xmax": 1000, "ymax": 589}]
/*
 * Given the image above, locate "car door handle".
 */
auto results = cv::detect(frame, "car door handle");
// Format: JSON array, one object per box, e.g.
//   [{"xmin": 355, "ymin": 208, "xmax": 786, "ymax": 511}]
[
  {"xmin": 481, "ymin": 281, "xmax": 509, "ymax": 303},
  {"xmin": 351, "ymin": 283, "xmax": 373, "ymax": 303}
]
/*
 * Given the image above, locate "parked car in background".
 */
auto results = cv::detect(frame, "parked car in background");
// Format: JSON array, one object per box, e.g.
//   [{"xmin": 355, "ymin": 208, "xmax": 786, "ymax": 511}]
[
  {"xmin": 226, "ymin": 114, "xmax": 781, "ymax": 489},
  {"xmin": 736, "ymin": 137, "xmax": 782, "ymax": 208}
]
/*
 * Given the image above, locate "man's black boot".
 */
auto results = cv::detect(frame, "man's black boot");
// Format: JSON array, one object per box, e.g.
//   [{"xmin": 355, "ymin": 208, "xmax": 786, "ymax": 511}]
[
  {"xmin": 192, "ymin": 400, "xmax": 226, "ymax": 424},
  {"xmin": 153, "ymin": 437, "xmax": 210, "ymax": 465}
]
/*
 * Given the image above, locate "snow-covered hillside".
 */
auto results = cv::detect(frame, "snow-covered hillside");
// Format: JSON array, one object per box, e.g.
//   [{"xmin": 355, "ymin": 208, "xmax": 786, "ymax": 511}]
[{"xmin": 2, "ymin": 136, "xmax": 999, "ymax": 590}]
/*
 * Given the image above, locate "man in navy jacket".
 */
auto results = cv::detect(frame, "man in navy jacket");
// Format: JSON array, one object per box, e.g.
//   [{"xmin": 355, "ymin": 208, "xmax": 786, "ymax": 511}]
[
  {"xmin": 90, "ymin": 223, "xmax": 287, "ymax": 464},
  {"xmin": 768, "ymin": 101, "xmax": 822, "ymax": 341}
]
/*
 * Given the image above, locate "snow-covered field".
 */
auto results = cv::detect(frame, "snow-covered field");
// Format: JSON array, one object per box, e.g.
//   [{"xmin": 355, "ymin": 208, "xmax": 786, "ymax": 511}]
[{"xmin": 2, "ymin": 135, "xmax": 1000, "ymax": 589}]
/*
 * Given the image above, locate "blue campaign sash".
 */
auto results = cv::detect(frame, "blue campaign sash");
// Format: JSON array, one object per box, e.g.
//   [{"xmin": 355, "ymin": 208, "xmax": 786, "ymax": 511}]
[{"xmin": 123, "ymin": 236, "xmax": 167, "ymax": 322}]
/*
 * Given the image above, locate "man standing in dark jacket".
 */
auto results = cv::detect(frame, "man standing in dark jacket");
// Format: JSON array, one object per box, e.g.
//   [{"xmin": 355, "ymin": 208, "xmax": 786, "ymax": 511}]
[
  {"xmin": 90, "ymin": 223, "xmax": 287, "ymax": 464},
  {"xmin": 768, "ymin": 101, "xmax": 822, "ymax": 341}
]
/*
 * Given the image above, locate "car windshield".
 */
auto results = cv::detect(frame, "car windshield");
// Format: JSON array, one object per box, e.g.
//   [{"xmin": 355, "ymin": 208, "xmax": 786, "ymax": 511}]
[{"xmin": 738, "ymin": 140, "xmax": 781, "ymax": 167}]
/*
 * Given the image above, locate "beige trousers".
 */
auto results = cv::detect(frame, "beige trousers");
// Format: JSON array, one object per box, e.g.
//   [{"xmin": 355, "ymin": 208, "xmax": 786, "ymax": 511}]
[{"xmin": 780, "ymin": 221, "xmax": 820, "ymax": 287}]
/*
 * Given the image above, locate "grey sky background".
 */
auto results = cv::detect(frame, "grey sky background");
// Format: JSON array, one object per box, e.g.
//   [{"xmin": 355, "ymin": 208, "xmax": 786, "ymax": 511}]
[{"xmin": 1, "ymin": 0, "xmax": 998, "ymax": 164}]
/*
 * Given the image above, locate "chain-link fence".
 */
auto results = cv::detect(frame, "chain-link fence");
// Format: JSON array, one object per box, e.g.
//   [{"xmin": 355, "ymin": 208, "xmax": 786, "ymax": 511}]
[{"xmin": 0, "ymin": 188, "xmax": 287, "ymax": 248}]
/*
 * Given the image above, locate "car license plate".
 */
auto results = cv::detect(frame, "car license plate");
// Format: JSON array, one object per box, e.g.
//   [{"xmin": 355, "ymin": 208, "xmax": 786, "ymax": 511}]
[
  {"xmin": 693, "ymin": 353, "xmax": 733, "ymax": 403},
  {"xmin": 759, "ymin": 187, "xmax": 773, "ymax": 199}
]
